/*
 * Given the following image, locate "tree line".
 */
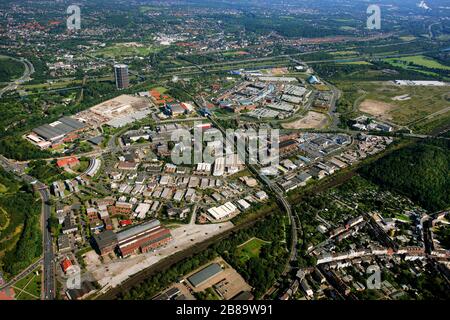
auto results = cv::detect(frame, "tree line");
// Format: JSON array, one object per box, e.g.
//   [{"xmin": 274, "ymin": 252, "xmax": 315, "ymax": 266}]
[{"xmin": 0, "ymin": 180, "xmax": 42, "ymax": 277}]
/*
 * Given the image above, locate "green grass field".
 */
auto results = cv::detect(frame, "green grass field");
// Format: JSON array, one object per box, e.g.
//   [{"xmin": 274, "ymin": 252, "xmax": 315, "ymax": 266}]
[
  {"xmin": 151, "ymin": 86, "xmax": 168, "ymax": 94},
  {"xmin": 330, "ymin": 51, "xmax": 358, "ymax": 56},
  {"xmin": 237, "ymin": 237, "xmax": 270, "ymax": 262},
  {"xmin": 437, "ymin": 35, "xmax": 450, "ymax": 41},
  {"xmin": 0, "ymin": 183, "xmax": 7, "ymax": 193},
  {"xmin": 384, "ymin": 55, "xmax": 450, "ymax": 71},
  {"xmin": 91, "ymin": 43, "xmax": 162, "ymax": 58},
  {"xmin": 339, "ymin": 26, "xmax": 357, "ymax": 31},
  {"xmin": 399, "ymin": 36, "xmax": 417, "ymax": 42},
  {"xmin": 139, "ymin": 6, "xmax": 160, "ymax": 13},
  {"xmin": 395, "ymin": 214, "xmax": 412, "ymax": 223},
  {"xmin": 338, "ymin": 61, "xmax": 372, "ymax": 65},
  {"xmin": 412, "ymin": 109, "xmax": 450, "ymax": 134},
  {"xmin": 13, "ymin": 267, "xmax": 42, "ymax": 300}
]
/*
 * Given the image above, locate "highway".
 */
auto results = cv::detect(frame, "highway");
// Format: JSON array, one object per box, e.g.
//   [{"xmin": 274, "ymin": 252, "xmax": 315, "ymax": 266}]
[
  {"xmin": 38, "ymin": 187, "xmax": 56, "ymax": 300},
  {"xmin": 322, "ymin": 80, "xmax": 342, "ymax": 130},
  {"xmin": 161, "ymin": 46, "xmax": 450, "ymax": 79}
]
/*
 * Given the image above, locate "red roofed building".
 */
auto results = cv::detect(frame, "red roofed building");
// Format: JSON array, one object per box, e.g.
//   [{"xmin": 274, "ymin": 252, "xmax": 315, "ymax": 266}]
[
  {"xmin": 108, "ymin": 202, "xmax": 133, "ymax": 216},
  {"xmin": 61, "ymin": 257, "xmax": 74, "ymax": 274},
  {"xmin": 63, "ymin": 133, "xmax": 79, "ymax": 143},
  {"xmin": 57, "ymin": 157, "xmax": 80, "ymax": 169},
  {"xmin": 120, "ymin": 220, "xmax": 133, "ymax": 227}
]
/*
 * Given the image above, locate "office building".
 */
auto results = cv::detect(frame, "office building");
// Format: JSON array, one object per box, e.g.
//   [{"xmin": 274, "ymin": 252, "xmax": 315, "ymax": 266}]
[{"xmin": 114, "ymin": 64, "xmax": 129, "ymax": 89}]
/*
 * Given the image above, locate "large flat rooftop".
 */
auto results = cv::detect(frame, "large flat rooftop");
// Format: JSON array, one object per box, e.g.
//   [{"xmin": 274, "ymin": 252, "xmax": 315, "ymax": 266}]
[
  {"xmin": 187, "ymin": 263, "xmax": 223, "ymax": 287},
  {"xmin": 32, "ymin": 116, "xmax": 86, "ymax": 141}
]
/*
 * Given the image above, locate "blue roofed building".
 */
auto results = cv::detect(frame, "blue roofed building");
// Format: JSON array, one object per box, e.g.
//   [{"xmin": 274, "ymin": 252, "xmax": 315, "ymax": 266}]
[{"xmin": 307, "ymin": 75, "xmax": 320, "ymax": 85}]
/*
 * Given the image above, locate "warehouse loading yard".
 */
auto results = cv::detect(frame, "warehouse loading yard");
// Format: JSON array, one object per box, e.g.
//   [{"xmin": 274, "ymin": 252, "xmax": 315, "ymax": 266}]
[
  {"xmin": 84, "ymin": 221, "xmax": 233, "ymax": 292},
  {"xmin": 153, "ymin": 257, "xmax": 253, "ymax": 300},
  {"xmin": 185, "ymin": 258, "xmax": 252, "ymax": 300}
]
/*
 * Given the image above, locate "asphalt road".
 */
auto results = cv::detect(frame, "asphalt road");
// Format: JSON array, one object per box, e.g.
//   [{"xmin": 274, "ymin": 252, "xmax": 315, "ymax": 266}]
[
  {"xmin": 0, "ymin": 258, "xmax": 43, "ymax": 291},
  {"xmin": 38, "ymin": 188, "xmax": 55, "ymax": 300}
]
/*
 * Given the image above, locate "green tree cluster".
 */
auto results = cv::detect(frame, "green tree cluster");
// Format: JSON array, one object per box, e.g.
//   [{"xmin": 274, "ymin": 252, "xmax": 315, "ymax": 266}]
[{"xmin": 360, "ymin": 139, "xmax": 450, "ymax": 212}]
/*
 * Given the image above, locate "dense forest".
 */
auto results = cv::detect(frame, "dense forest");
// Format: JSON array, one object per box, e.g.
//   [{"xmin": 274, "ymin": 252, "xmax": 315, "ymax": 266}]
[
  {"xmin": 0, "ymin": 168, "xmax": 42, "ymax": 277},
  {"xmin": 360, "ymin": 139, "xmax": 450, "ymax": 212},
  {"xmin": 120, "ymin": 213, "xmax": 288, "ymax": 300},
  {"xmin": 0, "ymin": 136, "xmax": 53, "ymax": 161},
  {"xmin": 0, "ymin": 57, "xmax": 24, "ymax": 83}
]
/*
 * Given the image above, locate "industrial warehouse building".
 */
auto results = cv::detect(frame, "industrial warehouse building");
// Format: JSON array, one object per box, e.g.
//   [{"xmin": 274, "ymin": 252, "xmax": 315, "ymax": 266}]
[
  {"xmin": 33, "ymin": 117, "xmax": 86, "ymax": 141},
  {"xmin": 117, "ymin": 220, "xmax": 172, "ymax": 256},
  {"xmin": 93, "ymin": 230, "xmax": 118, "ymax": 256},
  {"xmin": 188, "ymin": 263, "xmax": 223, "ymax": 288},
  {"xmin": 74, "ymin": 95, "xmax": 151, "ymax": 128},
  {"xmin": 207, "ymin": 202, "xmax": 239, "ymax": 220},
  {"xmin": 92, "ymin": 219, "xmax": 172, "ymax": 257},
  {"xmin": 27, "ymin": 116, "xmax": 87, "ymax": 149}
]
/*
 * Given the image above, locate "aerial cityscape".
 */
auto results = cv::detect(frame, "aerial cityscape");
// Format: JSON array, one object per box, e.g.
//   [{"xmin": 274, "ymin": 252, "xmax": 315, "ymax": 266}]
[{"xmin": 0, "ymin": 0, "xmax": 449, "ymax": 308}]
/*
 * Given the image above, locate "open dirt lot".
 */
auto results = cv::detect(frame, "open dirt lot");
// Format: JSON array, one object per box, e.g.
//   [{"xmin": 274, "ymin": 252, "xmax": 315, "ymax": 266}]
[
  {"xmin": 83, "ymin": 222, "xmax": 233, "ymax": 293},
  {"xmin": 342, "ymin": 81, "xmax": 450, "ymax": 127},
  {"xmin": 359, "ymin": 99, "xmax": 395, "ymax": 121},
  {"xmin": 282, "ymin": 111, "xmax": 329, "ymax": 129}
]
